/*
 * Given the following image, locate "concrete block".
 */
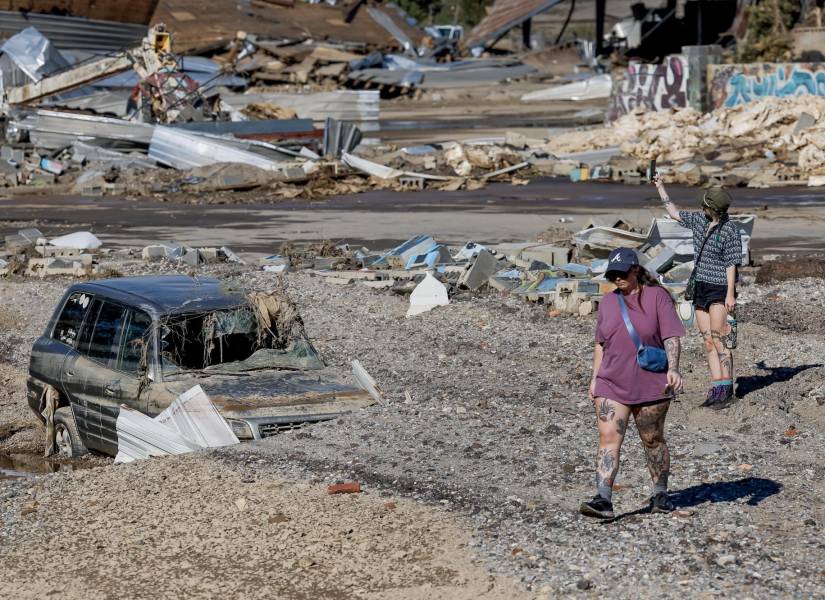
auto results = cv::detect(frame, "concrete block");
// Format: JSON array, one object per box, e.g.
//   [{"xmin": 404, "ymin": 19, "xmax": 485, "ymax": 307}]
[
  {"xmin": 181, "ymin": 249, "xmax": 202, "ymax": 267},
  {"xmin": 642, "ymin": 245, "xmax": 677, "ymax": 274},
  {"xmin": 520, "ymin": 244, "xmax": 569, "ymax": 266},
  {"xmin": 28, "ymin": 172, "xmax": 56, "ymax": 185},
  {"xmin": 488, "ymin": 276, "xmax": 520, "ymax": 292},
  {"xmin": 554, "ymin": 289, "xmax": 588, "ymax": 313},
  {"xmin": 313, "ymin": 256, "xmax": 341, "ymax": 270},
  {"xmin": 1, "ymin": 146, "xmax": 24, "ymax": 165},
  {"xmin": 198, "ymin": 247, "xmax": 220, "ymax": 263},
  {"xmin": 36, "ymin": 245, "xmax": 85, "ymax": 259},
  {"xmin": 555, "ymin": 280, "xmax": 600, "ymax": 298},
  {"xmin": 458, "ymin": 249, "xmax": 498, "ymax": 291},
  {"xmin": 142, "ymin": 245, "xmax": 168, "ymax": 261}
]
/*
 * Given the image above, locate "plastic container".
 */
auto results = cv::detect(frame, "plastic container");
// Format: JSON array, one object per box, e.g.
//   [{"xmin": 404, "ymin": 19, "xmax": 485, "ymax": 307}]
[
  {"xmin": 677, "ymin": 301, "xmax": 695, "ymax": 328},
  {"xmin": 725, "ymin": 314, "xmax": 738, "ymax": 349}
]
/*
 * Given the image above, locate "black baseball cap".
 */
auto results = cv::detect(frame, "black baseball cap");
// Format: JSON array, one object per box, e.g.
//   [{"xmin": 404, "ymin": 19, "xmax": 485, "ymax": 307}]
[{"xmin": 605, "ymin": 247, "xmax": 639, "ymax": 273}]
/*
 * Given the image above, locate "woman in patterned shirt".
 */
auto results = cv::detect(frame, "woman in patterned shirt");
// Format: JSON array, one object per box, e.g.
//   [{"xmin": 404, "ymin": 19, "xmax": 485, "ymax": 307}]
[{"xmin": 653, "ymin": 175, "xmax": 742, "ymax": 408}]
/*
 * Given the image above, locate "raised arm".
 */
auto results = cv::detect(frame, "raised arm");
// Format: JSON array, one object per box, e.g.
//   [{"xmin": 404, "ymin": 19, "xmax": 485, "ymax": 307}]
[{"xmin": 652, "ymin": 173, "xmax": 682, "ymax": 222}]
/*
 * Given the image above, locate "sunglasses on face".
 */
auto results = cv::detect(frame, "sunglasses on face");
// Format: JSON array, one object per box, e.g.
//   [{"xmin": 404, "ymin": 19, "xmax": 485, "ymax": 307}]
[{"xmin": 605, "ymin": 271, "xmax": 628, "ymax": 282}]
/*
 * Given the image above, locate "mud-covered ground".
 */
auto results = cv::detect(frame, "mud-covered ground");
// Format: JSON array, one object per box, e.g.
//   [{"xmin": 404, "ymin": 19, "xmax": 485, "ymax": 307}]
[{"xmin": 1, "ymin": 262, "xmax": 824, "ymax": 599}]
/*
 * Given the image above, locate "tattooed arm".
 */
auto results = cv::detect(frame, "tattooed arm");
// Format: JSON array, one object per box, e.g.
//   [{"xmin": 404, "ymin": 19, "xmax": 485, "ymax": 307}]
[
  {"xmin": 664, "ymin": 337, "xmax": 683, "ymax": 393},
  {"xmin": 653, "ymin": 172, "xmax": 681, "ymax": 222}
]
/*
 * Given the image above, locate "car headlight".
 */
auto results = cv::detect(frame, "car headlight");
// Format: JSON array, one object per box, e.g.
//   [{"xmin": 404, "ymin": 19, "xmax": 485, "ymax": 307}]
[{"xmin": 227, "ymin": 419, "xmax": 253, "ymax": 440}]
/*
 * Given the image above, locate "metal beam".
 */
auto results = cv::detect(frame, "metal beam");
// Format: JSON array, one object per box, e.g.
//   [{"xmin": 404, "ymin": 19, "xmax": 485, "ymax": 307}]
[{"xmin": 6, "ymin": 54, "xmax": 133, "ymax": 105}]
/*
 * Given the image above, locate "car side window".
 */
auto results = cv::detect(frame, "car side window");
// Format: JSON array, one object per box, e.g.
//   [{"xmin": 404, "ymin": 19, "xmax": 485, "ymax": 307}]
[
  {"xmin": 77, "ymin": 299, "xmax": 126, "ymax": 367},
  {"xmin": 52, "ymin": 292, "xmax": 93, "ymax": 347},
  {"xmin": 117, "ymin": 309, "xmax": 152, "ymax": 375}
]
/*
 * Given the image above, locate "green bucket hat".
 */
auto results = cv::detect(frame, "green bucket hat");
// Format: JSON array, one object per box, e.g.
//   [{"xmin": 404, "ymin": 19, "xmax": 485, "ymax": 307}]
[{"xmin": 701, "ymin": 187, "xmax": 732, "ymax": 213}]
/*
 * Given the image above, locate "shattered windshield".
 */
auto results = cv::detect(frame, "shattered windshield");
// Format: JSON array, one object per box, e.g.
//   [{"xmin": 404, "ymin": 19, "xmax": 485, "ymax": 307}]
[{"xmin": 160, "ymin": 301, "xmax": 323, "ymax": 376}]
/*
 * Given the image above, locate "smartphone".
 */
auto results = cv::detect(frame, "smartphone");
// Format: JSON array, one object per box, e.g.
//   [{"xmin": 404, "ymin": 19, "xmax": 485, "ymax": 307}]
[{"xmin": 649, "ymin": 159, "xmax": 657, "ymax": 180}]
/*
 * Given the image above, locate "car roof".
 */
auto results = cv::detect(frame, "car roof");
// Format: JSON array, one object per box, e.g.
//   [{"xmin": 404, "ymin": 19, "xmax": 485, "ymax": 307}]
[{"xmin": 70, "ymin": 275, "xmax": 247, "ymax": 316}]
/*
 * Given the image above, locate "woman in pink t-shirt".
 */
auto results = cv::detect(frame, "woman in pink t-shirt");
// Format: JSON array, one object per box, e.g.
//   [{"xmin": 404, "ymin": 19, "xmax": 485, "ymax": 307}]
[{"xmin": 579, "ymin": 247, "xmax": 685, "ymax": 520}]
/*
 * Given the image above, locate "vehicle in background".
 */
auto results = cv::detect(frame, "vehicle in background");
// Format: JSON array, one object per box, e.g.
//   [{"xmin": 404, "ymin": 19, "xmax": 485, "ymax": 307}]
[{"xmin": 425, "ymin": 24, "xmax": 464, "ymax": 42}]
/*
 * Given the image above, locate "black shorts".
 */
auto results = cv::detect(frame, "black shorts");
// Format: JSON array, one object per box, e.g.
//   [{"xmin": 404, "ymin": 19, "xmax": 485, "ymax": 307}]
[{"xmin": 693, "ymin": 281, "xmax": 729, "ymax": 311}]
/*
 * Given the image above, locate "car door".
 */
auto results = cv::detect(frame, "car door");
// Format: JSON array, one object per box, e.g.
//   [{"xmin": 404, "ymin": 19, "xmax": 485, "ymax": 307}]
[
  {"xmin": 29, "ymin": 291, "xmax": 94, "ymax": 412},
  {"xmin": 61, "ymin": 298, "xmax": 127, "ymax": 454},
  {"xmin": 111, "ymin": 308, "xmax": 153, "ymax": 412}
]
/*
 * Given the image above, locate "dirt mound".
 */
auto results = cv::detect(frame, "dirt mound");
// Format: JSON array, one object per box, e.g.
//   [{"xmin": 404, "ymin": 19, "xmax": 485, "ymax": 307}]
[{"xmin": 756, "ymin": 258, "xmax": 825, "ymax": 283}]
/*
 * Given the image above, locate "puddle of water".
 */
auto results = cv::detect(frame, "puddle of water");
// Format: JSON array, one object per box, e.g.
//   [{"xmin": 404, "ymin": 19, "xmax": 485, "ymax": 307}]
[{"xmin": 0, "ymin": 453, "xmax": 87, "ymax": 480}]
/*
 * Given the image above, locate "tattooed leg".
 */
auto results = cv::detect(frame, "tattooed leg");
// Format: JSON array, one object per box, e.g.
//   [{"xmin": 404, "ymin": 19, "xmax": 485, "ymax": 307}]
[
  {"xmin": 632, "ymin": 401, "xmax": 671, "ymax": 494},
  {"xmin": 593, "ymin": 397, "xmax": 631, "ymax": 500},
  {"xmin": 695, "ymin": 309, "xmax": 722, "ymax": 380},
  {"xmin": 709, "ymin": 304, "xmax": 733, "ymax": 382}
]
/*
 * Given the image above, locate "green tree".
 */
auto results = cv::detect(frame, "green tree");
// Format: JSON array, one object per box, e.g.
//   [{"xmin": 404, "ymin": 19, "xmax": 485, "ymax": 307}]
[
  {"xmin": 393, "ymin": 0, "xmax": 492, "ymax": 27},
  {"xmin": 736, "ymin": 0, "xmax": 799, "ymax": 62}
]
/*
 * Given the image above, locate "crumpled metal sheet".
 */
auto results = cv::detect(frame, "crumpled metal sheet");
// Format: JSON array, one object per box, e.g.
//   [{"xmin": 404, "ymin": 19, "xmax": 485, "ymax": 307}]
[
  {"xmin": 10, "ymin": 108, "xmax": 154, "ymax": 150},
  {"xmin": 148, "ymin": 126, "xmax": 287, "ymax": 172},
  {"xmin": 342, "ymin": 151, "xmax": 451, "ymax": 181},
  {"xmin": 0, "ymin": 26, "xmax": 70, "ymax": 82},
  {"xmin": 114, "ymin": 385, "xmax": 239, "ymax": 464}
]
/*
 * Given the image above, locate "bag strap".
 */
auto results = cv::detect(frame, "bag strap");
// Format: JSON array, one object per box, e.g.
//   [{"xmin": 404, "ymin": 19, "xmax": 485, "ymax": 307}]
[
  {"xmin": 695, "ymin": 222, "xmax": 720, "ymax": 265},
  {"xmin": 615, "ymin": 291, "xmax": 643, "ymax": 352}
]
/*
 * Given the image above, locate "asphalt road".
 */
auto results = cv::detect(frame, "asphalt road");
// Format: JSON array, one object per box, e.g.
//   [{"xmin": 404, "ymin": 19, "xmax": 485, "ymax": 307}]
[{"xmin": 1, "ymin": 179, "xmax": 823, "ymax": 256}]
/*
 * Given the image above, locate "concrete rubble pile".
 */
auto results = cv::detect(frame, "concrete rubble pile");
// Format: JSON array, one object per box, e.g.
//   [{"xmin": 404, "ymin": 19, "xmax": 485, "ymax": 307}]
[
  {"xmin": 548, "ymin": 96, "xmax": 825, "ymax": 188},
  {"xmin": 0, "ymin": 229, "xmax": 102, "ymax": 278},
  {"xmin": 248, "ymin": 213, "xmax": 755, "ymax": 316}
]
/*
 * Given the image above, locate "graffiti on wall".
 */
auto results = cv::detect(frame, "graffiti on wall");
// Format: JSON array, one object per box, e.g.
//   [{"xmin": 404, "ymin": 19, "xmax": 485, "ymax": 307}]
[
  {"xmin": 607, "ymin": 56, "xmax": 688, "ymax": 121},
  {"xmin": 709, "ymin": 63, "xmax": 825, "ymax": 109}
]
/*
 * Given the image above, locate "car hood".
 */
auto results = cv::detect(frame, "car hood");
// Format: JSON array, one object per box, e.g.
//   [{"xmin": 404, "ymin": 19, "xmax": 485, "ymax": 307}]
[{"xmin": 161, "ymin": 368, "xmax": 374, "ymax": 419}]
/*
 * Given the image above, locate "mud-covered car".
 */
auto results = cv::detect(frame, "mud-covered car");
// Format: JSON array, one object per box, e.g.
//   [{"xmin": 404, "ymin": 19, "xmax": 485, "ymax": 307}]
[{"xmin": 28, "ymin": 276, "xmax": 373, "ymax": 457}]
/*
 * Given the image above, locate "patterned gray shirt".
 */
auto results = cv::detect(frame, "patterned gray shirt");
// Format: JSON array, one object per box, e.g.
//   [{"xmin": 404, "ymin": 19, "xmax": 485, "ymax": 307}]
[{"xmin": 678, "ymin": 210, "xmax": 742, "ymax": 286}]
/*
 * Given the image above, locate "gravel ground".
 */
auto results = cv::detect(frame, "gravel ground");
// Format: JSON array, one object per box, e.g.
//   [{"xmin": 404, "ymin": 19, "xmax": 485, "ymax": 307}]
[{"xmin": 1, "ymin": 264, "xmax": 824, "ymax": 598}]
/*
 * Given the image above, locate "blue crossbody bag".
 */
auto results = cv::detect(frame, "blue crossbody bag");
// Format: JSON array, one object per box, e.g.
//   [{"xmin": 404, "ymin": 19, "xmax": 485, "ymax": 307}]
[{"xmin": 616, "ymin": 291, "xmax": 668, "ymax": 372}]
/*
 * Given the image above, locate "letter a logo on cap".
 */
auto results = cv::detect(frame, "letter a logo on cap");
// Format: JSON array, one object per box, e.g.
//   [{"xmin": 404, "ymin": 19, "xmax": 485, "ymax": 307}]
[{"xmin": 610, "ymin": 252, "xmax": 623, "ymax": 263}]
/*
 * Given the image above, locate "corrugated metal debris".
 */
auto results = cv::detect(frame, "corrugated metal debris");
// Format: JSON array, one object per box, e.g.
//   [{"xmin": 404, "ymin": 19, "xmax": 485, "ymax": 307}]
[
  {"xmin": 0, "ymin": 10, "xmax": 148, "ymax": 51},
  {"xmin": 148, "ymin": 126, "xmax": 289, "ymax": 172},
  {"xmin": 465, "ymin": 0, "xmax": 566, "ymax": 50},
  {"xmin": 114, "ymin": 385, "xmax": 239, "ymax": 464}
]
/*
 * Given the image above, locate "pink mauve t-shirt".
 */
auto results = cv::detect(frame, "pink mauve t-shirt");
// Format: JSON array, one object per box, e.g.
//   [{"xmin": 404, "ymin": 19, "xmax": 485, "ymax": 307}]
[{"xmin": 594, "ymin": 286, "xmax": 685, "ymax": 405}]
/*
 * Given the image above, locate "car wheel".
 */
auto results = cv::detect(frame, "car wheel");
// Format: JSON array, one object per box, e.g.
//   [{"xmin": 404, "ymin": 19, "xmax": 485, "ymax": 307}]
[{"xmin": 54, "ymin": 407, "xmax": 88, "ymax": 458}]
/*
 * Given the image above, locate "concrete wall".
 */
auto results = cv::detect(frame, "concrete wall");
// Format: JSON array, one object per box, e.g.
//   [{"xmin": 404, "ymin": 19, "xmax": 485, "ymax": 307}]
[
  {"xmin": 607, "ymin": 55, "xmax": 689, "ymax": 121},
  {"xmin": 708, "ymin": 62, "xmax": 825, "ymax": 109}
]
